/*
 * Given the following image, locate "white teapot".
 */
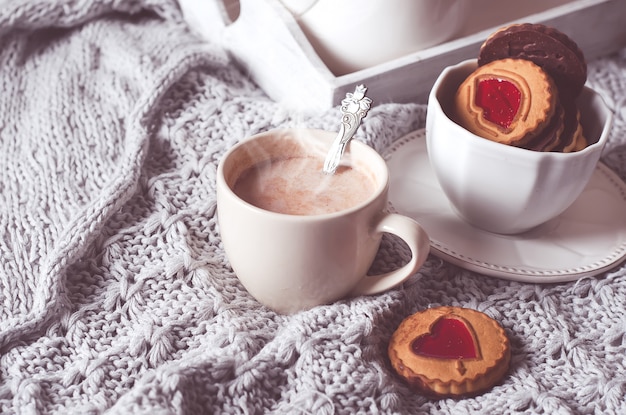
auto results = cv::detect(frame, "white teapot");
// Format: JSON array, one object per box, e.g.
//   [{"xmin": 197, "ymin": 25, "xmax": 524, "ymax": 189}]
[{"xmin": 280, "ymin": 0, "xmax": 467, "ymax": 74}]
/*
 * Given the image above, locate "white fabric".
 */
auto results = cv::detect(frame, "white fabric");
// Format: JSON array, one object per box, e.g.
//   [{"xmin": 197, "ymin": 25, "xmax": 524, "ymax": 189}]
[{"xmin": 1, "ymin": 1, "xmax": 625, "ymax": 413}]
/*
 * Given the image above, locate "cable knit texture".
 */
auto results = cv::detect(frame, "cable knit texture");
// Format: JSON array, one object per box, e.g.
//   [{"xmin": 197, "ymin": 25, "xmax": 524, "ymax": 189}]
[{"xmin": 1, "ymin": 1, "xmax": 625, "ymax": 414}]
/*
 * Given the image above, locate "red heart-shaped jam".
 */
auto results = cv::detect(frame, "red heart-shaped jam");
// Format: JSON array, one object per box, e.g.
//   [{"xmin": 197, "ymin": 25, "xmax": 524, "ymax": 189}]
[
  {"xmin": 411, "ymin": 317, "xmax": 478, "ymax": 359},
  {"xmin": 476, "ymin": 78, "xmax": 521, "ymax": 129}
]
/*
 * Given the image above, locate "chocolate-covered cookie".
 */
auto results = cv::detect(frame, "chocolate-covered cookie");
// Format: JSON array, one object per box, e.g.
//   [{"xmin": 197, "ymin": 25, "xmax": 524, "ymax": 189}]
[{"xmin": 478, "ymin": 23, "xmax": 587, "ymax": 99}]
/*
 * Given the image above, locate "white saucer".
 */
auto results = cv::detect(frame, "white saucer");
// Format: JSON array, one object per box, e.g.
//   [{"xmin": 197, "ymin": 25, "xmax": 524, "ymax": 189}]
[{"xmin": 384, "ymin": 129, "xmax": 626, "ymax": 283}]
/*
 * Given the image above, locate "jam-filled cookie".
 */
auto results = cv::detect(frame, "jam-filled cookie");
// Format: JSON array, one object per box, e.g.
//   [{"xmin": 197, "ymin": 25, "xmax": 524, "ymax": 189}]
[
  {"xmin": 388, "ymin": 306, "xmax": 510, "ymax": 397},
  {"xmin": 454, "ymin": 58, "xmax": 558, "ymax": 147},
  {"xmin": 478, "ymin": 23, "xmax": 587, "ymax": 99}
]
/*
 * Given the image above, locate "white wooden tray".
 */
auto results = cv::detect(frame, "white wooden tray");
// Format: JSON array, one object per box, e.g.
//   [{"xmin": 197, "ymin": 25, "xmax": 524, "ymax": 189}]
[{"xmin": 180, "ymin": 0, "xmax": 626, "ymax": 110}]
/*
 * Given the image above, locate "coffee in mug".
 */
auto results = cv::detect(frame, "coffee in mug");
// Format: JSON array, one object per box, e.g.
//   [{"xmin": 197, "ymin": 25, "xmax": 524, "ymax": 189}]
[{"xmin": 233, "ymin": 156, "xmax": 376, "ymax": 215}]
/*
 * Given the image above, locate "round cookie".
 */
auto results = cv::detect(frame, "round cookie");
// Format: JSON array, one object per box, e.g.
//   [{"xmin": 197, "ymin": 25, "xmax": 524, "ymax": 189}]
[
  {"xmin": 478, "ymin": 23, "xmax": 587, "ymax": 99},
  {"xmin": 562, "ymin": 119, "xmax": 587, "ymax": 152},
  {"xmin": 524, "ymin": 99, "xmax": 565, "ymax": 152},
  {"xmin": 454, "ymin": 58, "xmax": 558, "ymax": 146},
  {"xmin": 388, "ymin": 306, "xmax": 510, "ymax": 397},
  {"xmin": 551, "ymin": 98, "xmax": 587, "ymax": 152}
]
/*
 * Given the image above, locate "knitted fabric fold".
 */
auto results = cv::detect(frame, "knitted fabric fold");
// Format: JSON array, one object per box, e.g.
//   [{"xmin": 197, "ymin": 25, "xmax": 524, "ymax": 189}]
[{"xmin": 0, "ymin": 0, "xmax": 227, "ymax": 347}]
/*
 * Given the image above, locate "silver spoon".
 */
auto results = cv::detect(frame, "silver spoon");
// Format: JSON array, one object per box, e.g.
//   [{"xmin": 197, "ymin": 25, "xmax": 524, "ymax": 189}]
[{"xmin": 323, "ymin": 84, "xmax": 372, "ymax": 175}]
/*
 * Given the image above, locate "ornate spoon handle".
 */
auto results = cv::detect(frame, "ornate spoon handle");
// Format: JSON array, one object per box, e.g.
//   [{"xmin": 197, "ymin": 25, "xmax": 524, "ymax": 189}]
[{"xmin": 323, "ymin": 85, "xmax": 372, "ymax": 174}]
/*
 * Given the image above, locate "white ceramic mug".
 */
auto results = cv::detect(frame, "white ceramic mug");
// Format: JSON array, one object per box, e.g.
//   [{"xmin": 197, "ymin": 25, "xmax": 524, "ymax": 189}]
[
  {"xmin": 426, "ymin": 59, "xmax": 613, "ymax": 234},
  {"xmin": 217, "ymin": 128, "xmax": 430, "ymax": 313}
]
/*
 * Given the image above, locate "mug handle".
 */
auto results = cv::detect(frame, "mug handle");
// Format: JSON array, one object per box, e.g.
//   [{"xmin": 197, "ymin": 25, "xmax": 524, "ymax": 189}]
[{"xmin": 350, "ymin": 213, "xmax": 430, "ymax": 296}]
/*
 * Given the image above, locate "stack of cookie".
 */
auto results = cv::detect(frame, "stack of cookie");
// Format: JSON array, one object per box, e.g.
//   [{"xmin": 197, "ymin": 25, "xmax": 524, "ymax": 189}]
[{"xmin": 453, "ymin": 24, "xmax": 588, "ymax": 152}]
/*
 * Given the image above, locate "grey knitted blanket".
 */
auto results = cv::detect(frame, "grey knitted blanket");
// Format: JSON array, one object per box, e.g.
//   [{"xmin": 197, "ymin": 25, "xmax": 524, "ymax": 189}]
[{"xmin": 1, "ymin": 1, "xmax": 626, "ymax": 413}]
